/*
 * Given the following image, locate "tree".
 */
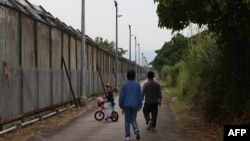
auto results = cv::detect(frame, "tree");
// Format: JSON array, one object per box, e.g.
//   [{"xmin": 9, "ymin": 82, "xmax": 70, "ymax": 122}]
[
  {"xmin": 154, "ymin": 0, "xmax": 250, "ymax": 123},
  {"xmin": 94, "ymin": 37, "xmax": 127, "ymax": 57},
  {"xmin": 151, "ymin": 33, "xmax": 188, "ymax": 72},
  {"xmin": 154, "ymin": 0, "xmax": 250, "ymax": 46}
]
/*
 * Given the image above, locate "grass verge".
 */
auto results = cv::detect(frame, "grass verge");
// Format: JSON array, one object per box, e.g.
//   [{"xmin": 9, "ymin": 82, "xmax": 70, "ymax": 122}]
[{"xmin": 160, "ymin": 81, "xmax": 223, "ymax": 141}]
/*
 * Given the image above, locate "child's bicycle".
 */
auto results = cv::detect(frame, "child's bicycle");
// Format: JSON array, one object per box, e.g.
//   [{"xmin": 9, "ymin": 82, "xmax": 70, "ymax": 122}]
[{"xmin": 94, "ymin": 97, "xmax": 119, "ymax": 122}]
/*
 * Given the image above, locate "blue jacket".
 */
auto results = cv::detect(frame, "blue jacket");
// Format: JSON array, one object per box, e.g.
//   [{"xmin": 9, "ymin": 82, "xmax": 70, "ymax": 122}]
[{"xmin": 119, "ymin": 80, "xmax": 142, "ymax": 109}]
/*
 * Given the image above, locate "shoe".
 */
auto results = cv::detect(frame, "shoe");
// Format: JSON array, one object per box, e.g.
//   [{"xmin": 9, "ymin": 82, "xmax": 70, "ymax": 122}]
[
  {"xmin": 135, "ymin": 131, "xmax": 140, "ymax": 140},
  {"xmin": 124, "ymin": 136, "xmax": 130, "ymax": 141},
  {"xmin": 105, "ymin": 117, "xmax": 110, "ymax": 120},
  {"xmin": 149, "ymin": 127, "xmax": 155, "ymax": 132},
  {"xmin": 147, "ymin": 121, "xmax": 153, "ymax": 130}
]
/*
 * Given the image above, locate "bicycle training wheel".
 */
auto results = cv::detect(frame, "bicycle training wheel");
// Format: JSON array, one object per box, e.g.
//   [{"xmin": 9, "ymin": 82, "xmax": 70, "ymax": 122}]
[
  {"xmin": 94, "ymin": 111, "xmax": 105, "ymax": 121},
  {"xmin": 110, "ymin": 111, "xmax": 119, "ymax": 122}
]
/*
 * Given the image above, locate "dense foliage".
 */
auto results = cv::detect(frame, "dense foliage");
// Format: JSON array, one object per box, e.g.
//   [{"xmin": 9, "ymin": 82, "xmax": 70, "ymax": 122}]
[
  {"xmin": 154, "ymin": 0, "xmax": 250, "ymax": 123},
  {"xmin": 151, "ymin": 33, "xmax": 188, "ymax": 72},
  {"xmin": 94, "ymin": 37, "xmax": 127, "ymax": 56},
  {"xmin": 154, "ymin": 0, "xmax": 250, "ymax": 36}
]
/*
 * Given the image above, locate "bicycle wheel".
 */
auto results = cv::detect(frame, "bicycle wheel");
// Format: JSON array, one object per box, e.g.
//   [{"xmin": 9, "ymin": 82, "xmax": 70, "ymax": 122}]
[
  {"xmin": 94, "ymin": 111, "xmax": 105, "ymax": 121},
  {"xmin": 110, "ymin": 111, "xmax": 119, "ymax": 122}
]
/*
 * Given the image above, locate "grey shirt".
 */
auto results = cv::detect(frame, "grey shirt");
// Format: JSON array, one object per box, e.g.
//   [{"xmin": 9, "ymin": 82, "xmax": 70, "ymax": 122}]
[{"xmin": 142, "ymin": 80, "xmax": 162, "ymax": 104}]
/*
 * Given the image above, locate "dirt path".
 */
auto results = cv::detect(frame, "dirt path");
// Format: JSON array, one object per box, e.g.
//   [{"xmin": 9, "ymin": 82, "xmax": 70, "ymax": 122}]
[
  {"xmin": 0, "ymin": 80, "xmax": 206, "ymax": 141},
  {"xmin": 24, "ymin": 91, "xmax": 198, "ymax": 141}
]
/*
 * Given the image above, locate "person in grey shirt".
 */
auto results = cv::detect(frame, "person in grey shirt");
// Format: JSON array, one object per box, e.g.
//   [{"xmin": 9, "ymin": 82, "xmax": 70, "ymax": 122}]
[{"xmin": 142, "ymin": 71, "xmax": 162, "ymax": 130}]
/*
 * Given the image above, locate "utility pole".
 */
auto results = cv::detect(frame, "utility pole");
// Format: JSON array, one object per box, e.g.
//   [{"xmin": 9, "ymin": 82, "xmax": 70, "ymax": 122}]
[
  {"xmin": 134, "ymin": 36, "xmax": 137, "ymax": 77},
  {"xmin": 138, "ymin": 43, "xmax": 140, "ymax": 80},
  {"xmin": 114, "ymin": 0, "xmax": 119, "ymax": 89},
  {"xmin": 80, "ymin": 0, "xmax": 87, "ymax": 106},
  {"xmin": 129, "ymin": 25, "xmax": 132, "ymax": 69}
]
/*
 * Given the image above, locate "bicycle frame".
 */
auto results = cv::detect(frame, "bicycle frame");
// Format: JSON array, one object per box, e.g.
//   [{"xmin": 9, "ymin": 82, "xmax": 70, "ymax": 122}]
[{"xmin": 94, "ymin": 103, "xmax": 118, "ymax": 122}]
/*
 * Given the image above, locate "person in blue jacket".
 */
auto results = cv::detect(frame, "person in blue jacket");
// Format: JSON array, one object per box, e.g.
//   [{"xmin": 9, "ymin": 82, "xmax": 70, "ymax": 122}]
[{"xmin": 119, "ymin": 69, "xmax": 142, "ymax": 141}]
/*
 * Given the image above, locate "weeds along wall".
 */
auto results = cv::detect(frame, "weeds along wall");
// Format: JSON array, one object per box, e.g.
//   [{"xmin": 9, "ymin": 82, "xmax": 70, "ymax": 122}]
[{"xmin": 0, "ymin": 0, "xmax": 146, "ymax": 123}]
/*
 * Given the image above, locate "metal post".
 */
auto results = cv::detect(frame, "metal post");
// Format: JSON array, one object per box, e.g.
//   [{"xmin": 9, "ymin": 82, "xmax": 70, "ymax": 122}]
[
  {"xmin": 142, "ymin": 53, "xmax": 144, "ymax": 78},
  {"xmin": 80, "ymin": 0, "xmax": 87, "ymax": 106},
  {"xmin": 129, "ymin": 25, "xmax": 131, "ymax": 69},
  {"xmin": 141, "ymin": 52, "xmax": 143, "ymax": 78},
  {"xmin": 143, "ymin": 56, "xmax": 146, "ymax": 74},
  {"xmin": 62, "ymin": 57, "xmax": 78, "ymax": 108},
  {"xmin": 138, "ymin": 43, "xmax": 140, "ymax": 80},
  {"xmin": 134, "ymin": 36, "xmax": 137, "ymax": 77},
  {"xmin": 114, "ymin": 0, "xmax": 119, "ymax": 89}
]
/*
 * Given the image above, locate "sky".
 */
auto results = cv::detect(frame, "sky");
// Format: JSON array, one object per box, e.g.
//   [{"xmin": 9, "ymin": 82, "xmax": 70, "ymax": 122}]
[{"xmin": 28, "ymin": 0, "xmax": 190, "ymax": 64}]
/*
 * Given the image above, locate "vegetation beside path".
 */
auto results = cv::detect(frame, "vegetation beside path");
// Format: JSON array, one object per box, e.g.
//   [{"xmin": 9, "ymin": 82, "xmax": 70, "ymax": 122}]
[{"xmin": 160, "ymin": 80, "xmax": 222, "ymax": 141}]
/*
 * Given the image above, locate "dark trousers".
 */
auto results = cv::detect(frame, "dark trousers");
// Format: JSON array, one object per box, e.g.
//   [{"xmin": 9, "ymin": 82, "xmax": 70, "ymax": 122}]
[{"xmin": 143, "ymin": 103, "xmax": 158, "ymax": 128}]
